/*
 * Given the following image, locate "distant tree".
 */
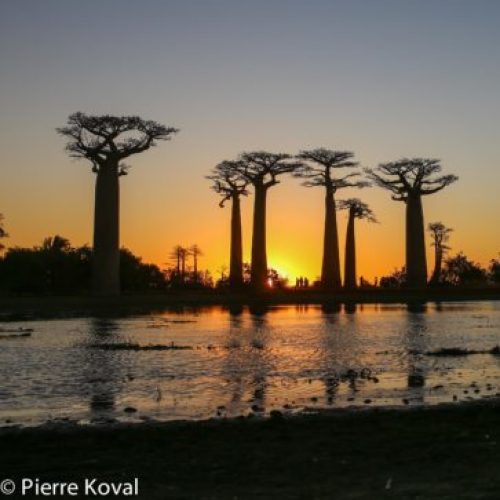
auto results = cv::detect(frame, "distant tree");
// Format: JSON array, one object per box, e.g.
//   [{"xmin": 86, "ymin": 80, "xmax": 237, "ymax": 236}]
[
  {"xmin": 379, "ymin": 267, "xmax": 407, "ymax": 289},
  {"xmin": 295, "ymin": 149, "xmax": 368, "ymax": 290},
  {"xmin": 267, "ymin": 268, "xmax": 288, "ymax": 289},
  {"xmin": 233, "ymin": 152, "xmax": 302, "ymax": 290},
  {"xmin": 489, "ymin": 257, "xmax": 500, "ymax": 284},
  {"xmin": 442, "ymin": 253, "xmax": 488, "ymax": 287},
  {"xmin": 0, "ymin": 236, "xmax": 165, "ymax": 294},
  {"xmin": 189, "ymin": 244, "xmax": 203, "ymax": 282},
  {"xmin": 207, "ymin": 161, "xmax": 249, "ymax": 288},
  {"xmin": 57, "ymin": 112, "xmax": 178, "ymax": 295},
  {"xmin": 41, "ymin": 235, "xmax": 71, "ymax": 253},
  {"xmin": 120, "ymin": 248, "xmax": 166, "ymax": 291},
  {"xmin": 0, "ymin": 214, "xmax": 8, "ymax": 251},
  {"xmin": 337, "ymin": 199, "xmax": 377, "ymax": 290},
  {"xmin": 0, "ymin": 236, "xmax": 92, "ymax": 293},
  {"xmin": 366, "ymin": 158, "xmax": 457, "ymax": 288},
  {"xmin": 427, "ymin": 222, "xmax": 453, "ymax": 286},
  {"xmin": 169, "ymin": 245, "xmax": 189, "ymax": 285}
]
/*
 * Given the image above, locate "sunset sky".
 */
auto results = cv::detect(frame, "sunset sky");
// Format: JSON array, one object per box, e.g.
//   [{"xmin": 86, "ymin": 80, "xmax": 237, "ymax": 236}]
[{"xmin": 1, "ymin": 0, "xmax": 499, "ymax": 282}]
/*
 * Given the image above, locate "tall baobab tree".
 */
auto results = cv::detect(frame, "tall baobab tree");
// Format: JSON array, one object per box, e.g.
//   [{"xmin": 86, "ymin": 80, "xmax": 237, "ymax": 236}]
[
  {"xmin": 57, "ymin": 112, "xmax": 178, "ymax": 295},
  {"xmin": 189, "ymin": 244, "xmax": 203, "ymax": 282},
  {"xmin": 233, "ymin": 152, "xmax": 302, "ymax": 290},
  {"xmin": 338, "ymin": 199, "xmax": 377, "ymax": 290},
  {"xmin": 207, "ymin": 161, "xmax": 249, "ymax": 288},
  {"xmin": 170, "ymin": 245, "xmax": 188, "ymax": 283},
  {"xmin": 0, "ymin": 214, "xmax": 8, "ymax": 252},
  {"xmin": 428, "ymin": 222, "xmax": 453, "ymax": 286},
  {"xmin": 295, "ymin": 149, "xmax": 368, "ymax": 290},
  {"xmin": 366, "ymin": 159, "xmax": 457, "ymax": 288}
]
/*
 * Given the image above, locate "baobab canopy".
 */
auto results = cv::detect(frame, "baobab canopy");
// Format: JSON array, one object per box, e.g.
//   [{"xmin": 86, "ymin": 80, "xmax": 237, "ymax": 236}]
[
  {"xmin": 57, "ymin": 112, "xmax": 179, "ymax": 174},
  {"xmin": 365, "ymin": 158, "xmax": 458, "ymax": 202}
]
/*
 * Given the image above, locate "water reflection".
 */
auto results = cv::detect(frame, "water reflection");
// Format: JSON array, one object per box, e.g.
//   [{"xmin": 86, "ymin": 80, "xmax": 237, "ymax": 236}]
[
  {"xmin": 81, "ymin": 318, "xmax": 127, "ymax": 419},
  {"xmin": 405, "ymin": 308, "xmax": 430, "ymax": 402},
  {"xmin": 2, "ymin": 301, "xmax": 500, "ymax": 426},
  {"xmin": 220, "ymin": 306, "xmax": 272, "ymax": 415}
]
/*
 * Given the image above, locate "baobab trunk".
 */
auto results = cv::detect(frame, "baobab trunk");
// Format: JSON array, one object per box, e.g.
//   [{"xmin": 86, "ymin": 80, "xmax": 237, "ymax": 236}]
[
  {"xmin": 229, "ymin": 193, "xmax": 244, "ymax": 288},
  {"xmin": 251, "ymin": 184, "xmax": 268, "ymax": 290},
  {"xmin": 344, "ymin": 208, "xmax": 356, "ymax": 290},
  {"xmin": 405, "ymin": 193, "xmax": 427, "ymax": 288},
  {"xmin": 321, "ymin": 187, "xmax": 342, "ymax": 290},
  {"xmin": 92, "ymin": 163, "xmax": 120, "ymax": 295}
]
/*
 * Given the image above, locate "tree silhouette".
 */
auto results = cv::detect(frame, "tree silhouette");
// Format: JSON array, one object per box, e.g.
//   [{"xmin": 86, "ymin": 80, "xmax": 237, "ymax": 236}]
[
  {"xmin": 0, "ymin": 214, "xmax": 8, "ymax": 252},
  {"xmin": 41, "ymin": 235, "xmax": 71, "ymax": 253},
  {"xmin": 295, "ymin": 149, "xmax": 368, "ymax": 290},
  {"xmin": 207, "ymin": 161, "xmax": 249, "ymax": 288},
  {"xmin": 189, "ymin": 244, "xmax": 203, "ymax": 282},
  {"xmin": 338, "ymin": 199, "xmax": 377, "ymax": 290},
  {"xmin": 428, "ymin": 222, "xmax": 453, "ymax": 286},
  {"xmin": 366, "ymin": 158, "xmax": 457, "ymax": 288},
  {"xmin": 443, "ymin": 252, "xmax": 487, "ymax": 286},
  {"xmin": 57, "ymin": 112, "xmax": 178, "ymax": 295},
  {"xmin": 169, "ymin": 245, "xmax": 188, "ymax": 284},
  {"xmin": 233, "ymin": 152, "xmax": 302, "ymax": 290}
]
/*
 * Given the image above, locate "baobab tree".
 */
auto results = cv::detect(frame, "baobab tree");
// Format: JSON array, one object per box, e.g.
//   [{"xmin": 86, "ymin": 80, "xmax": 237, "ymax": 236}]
[
  {"xmin": 57, "ymin": 112, "xmax": 178, "ymax": 295},
  {"xmin": 338, "ymin": 199, "xmax": 377, "ymax": 290},
  {"xmin": 428, "ymin": 222, "xmax": 453, "ymax": 286},
  {"xmin": 295, "ymin": 149, "xmax": 368, "ymax": 290},
  {"xmin": 0, "ymin": 214, "xmax": 8, "ymax": 252},
  {"xmin": 366, "ymin": 158, "xmax": 457, "ymax": 288},
  {"xmin": 233, "ymin": 152, "xmax": 302, "ymax": 290},
  {"xmin": 170, "ymin": 245, "xmax": 189, "ymax": 283},
  {"xmin": 189, "ymin": 244, "xmax": 203, "ymax": 282},
  {"xmin": 207, "ymin": 161, "xmax": 249, "ymax": 288}
]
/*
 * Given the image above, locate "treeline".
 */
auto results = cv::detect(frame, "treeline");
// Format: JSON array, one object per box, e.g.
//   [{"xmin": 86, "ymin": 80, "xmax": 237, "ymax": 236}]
[
  {"xmin": 0, "ymin": 236, "xmax": 166, "ymax": 294},
  {"xmin": 380, "ymin": 253, "xmax": 500, "ymax": 289}
]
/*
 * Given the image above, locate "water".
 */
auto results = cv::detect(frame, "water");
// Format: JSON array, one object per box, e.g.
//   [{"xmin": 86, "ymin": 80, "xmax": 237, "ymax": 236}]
[{"xmin": 1, "ymin": 301, "xmax": 500, "ymax": 427}]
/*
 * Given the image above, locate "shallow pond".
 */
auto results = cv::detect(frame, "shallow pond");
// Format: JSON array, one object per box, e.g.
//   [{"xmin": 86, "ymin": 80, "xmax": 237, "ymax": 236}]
[{"xmin": 1, "ymin": 301, "xmax": 500, "ymax": 426}]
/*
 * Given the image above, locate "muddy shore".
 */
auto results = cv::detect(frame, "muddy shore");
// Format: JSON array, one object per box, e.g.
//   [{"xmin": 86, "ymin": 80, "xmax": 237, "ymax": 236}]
[{"xmin": 3, "ymin": 401, "xmax": 500, "ymax": 499}]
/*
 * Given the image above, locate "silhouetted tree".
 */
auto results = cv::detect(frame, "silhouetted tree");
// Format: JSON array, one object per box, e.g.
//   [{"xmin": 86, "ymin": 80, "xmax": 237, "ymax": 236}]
[
  {"xmin": 120, "ymin": 248, "xmax": 166, "ymax": 291},
  {"xmin": 295, "ymin": 149, "xmax": 368, "ymax": 290},
  {"xmin": 379, "ymin": 267, "xmax": 407, "ymax": 288},
  {"xmin": 338, "ymin": 199, "xmax": 377, "ymax": 290},
  {"xmin": 169, "ymin": 245, "xmax": 189, "ymax": 284},
  {"xmin": 442, "ymin": 252, "xmax": 487, "ymax": 286},
  {"xmin": 0, "ymin": 236, "xmax": 165, "ymax": 294},
  {"xmin": 428, "ymin": 222, "xmax": 453, "ymax": 286},
  {"xmin": 0, "ymin": 214, "xmax": 8, "ymax": 252},
  {"xmin": 42, "ymin": 235, "xmax": 71, "ymax": 253},
  {"xmin": 233, "ymin": 152, "xmax": 302, "ymax": 290},
  {"xmin": 366, "ymin": 158, "xmax": 457, "ymax": 288},
  {"xmin": 207, "ymin": 161, "xmax": 249, "ymax": 288},
  {"xmin": 189, "ymin": 244, "xmax": 203, "ymax": 282},
  {"xmin": 57, "ymin": 112, "xmax": 178, "ymax": 295},
  {"xmin": 490, "ymin": 257, "xmax": 500, "ymax": 284}
]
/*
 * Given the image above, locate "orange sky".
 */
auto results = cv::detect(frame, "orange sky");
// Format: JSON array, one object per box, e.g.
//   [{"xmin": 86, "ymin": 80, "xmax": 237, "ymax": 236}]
[{"xmin": 1, "ymin": 1, "xmax": 499, "ymax": 282}]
